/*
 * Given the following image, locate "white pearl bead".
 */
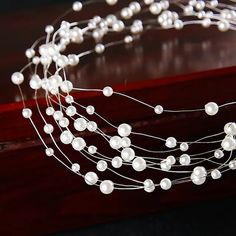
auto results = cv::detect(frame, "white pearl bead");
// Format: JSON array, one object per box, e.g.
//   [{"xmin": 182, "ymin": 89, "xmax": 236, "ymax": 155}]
[
  {"xmin": 165, "ymin": 137, "xmax": 177, "ymax": 148},
  {"xmin": 97, "ymin": 160, "xmax": 108, "ymax": 172},
  {"xmin": 224, "ymin": 122, "xmax": 236, "ymax": 135},
  {"xmin": 214, "ymin": 149, "xmax": 224, "ymax": 159},
  {"xmin": 184, "ymin": 5, "xmax": 193, "ymax": 15},
  {"xmin": 221, "ymin": 136, "xmax": 236, "ymax": 151},
  {"xmin": 44, "ymin": 124, "xmax": 54, "ymax": 134},
  {"xmin": 74, "ymin": 118, "xmax": 87, "ymax": 131},
  {"xmin": 121, "ymin": 147, "xmax": 135, "ymax": 162},
  {"xmin": 65, "ymin": 95, "xmax": 74, "ymax": 104},
  {"xmin": 217, "ymin": 20, "xmax": 230, "ymax": 32},
  {"xmin": 112, "ymin": 20, "xmax": 125, "ymax": 32},
  {"xmin": 68, "ymin": 54, "xmax": 79, "ymax": 66},
  {"xmin": 60, "ymin": 131, "xmax": 73, "ymax": 144},
  {"xmin": 103, "ymin": 86, "xmax": 113, "ymax": 97},
  {"xmin": 112, "ymin": 156, "xmax": 123, "ymax": 168},
  {"xmin": 211, "ymin": 169, "xmax": 222, "ymax": 179},
  {"xmin": 95, "ymin": 44, "xmax": 105, "ymax": 54},
  {"xmin": 161, "ymin": 0, "xmax": 169, "ymax": 9},
  {"xmin": 30, "ymin": 74, "xmax": 42, "ymax": 90},
  {"xmin": 72, "ymin": 1, "xmax": 82, "ymax": 11},
  {"xmin": 191, "ymin": 173, "xmax": 206, "ymax": 185},
  {"xmin": 11, "ymin": 72, "xmax": 24, "ymax": 85},
  {"xmin": 229, "ymin": 160, "xmax": 236, "ymax": 170},
  {"xmin": 118, "ymin": 123, "xmax": 132, "ymax": 137},
  {"xmin": 166, "ymin": 155, "xmax": 176, "ymax": 165},
  {"xmin": 144, "ymin": 0, "xmax": 154, "ymax": 5},
  {"xmin": 121, "ymin": 137, "xmax": 131, "ymax": 148},
  {"xmin": 180, "ymin": 142, "xmax": 189, "ymax": 152},
  {"xmin": 85, "ymin": 172, "xmax": 98, "ymax": 185},
  {"xmin": 45, "ymin": 148, "xmax": 54, "ymax": 157},
  {"xmin": 121, "ymin": 7, "xmax": 133, "ymax": 19},
  {"xmin": 72, "ymin": 137, "xmax": 86, "ymax": 151},
  {"xmin": 86, "ymin": 105, "xmax": 95, "ymax": 115},
  {"xmin": 87, "ymin": 121, "xmax": 97, "ymax": 132},
  {"xmin": 45, "ymin": 25, "xmax": 54, "ymax": 34},
  {"xmin": 22, "ymin": 108, "xmax": 32, "ymax": 119},
  {"xmin": 174, "ymin": 19, "xmax": 184, "ymax": 30},
  {"xmin": 72, "ymin": 163, "xmax": 80, "ymax": 173},
  {"xmin": 129, "ymin": 2, "xmax": 141, "ymax": 14},
  {"xmin": 32, "ymin": 56, "xmax": 40, "ymax": 65},
  {"xmin": 193, "ymin": 166, "xmax": 207, "ymax": 177},
  {"xmin": 59, "ymin": 117, "xmax": 70, "ymax": 128},
  {"xmin": 66, "ymin": 105, "xmax": 77, "ymax": 117},
  {"xmin": 46, "ymin": 107, "xmax": 55, "ymax": 116},
  {"xmin": 132, "ymin": 157, "xmax": 146, "ymax": 172},
  {"xmin": 210, "ymin": 0, "xmax": 218, "ymax": 7},
  {"xmin": 53, "ymin": 111, "xmax": 63, "ymax": 121},
  {"xmin": 25, "ymin": 48, "xmax": 35, "ymax": 58},
  {"xmin": 106, "ymin": 0, "xmax": 117, "ymax": 5},
  {"xmin": 160, "ymin": 178, "xmax": 172, "ymax": 190},
  {"xmin": 56, "ymin": 55, "xmax": 69, "ymax": 68},
  {"xmin": 160, "ymin": 160, "xmax": 171, "ymax": 171},
  {"xmin": 144, "ymin": 179, "xmax": 155, "ymax": 193},
  {"xmin": 179, "ymin": 154, "xmax": 191, "ymax": 165},
  {"xmin": 60, "ymin": 81, "xmax": 73, "ymax": 93},
  {"xmin": 149, "ymin": 2, "xmax": 162, "ymax": 15},
  {"xmin": 154, "ymin": 105, "xmax": 163, "ymax": 114},
  {"xmin": 109, "ymin": 136, "xmax": 122, "ymax": 150},
  {"xmin": 88, "ymin": 145, "xmax": 97, "ymax": 154},
  {"xmin": 202, "ymin": 18, "xmax": 211, "ymax": 28},
  {"xmin": 124, "ymin": 35, "xmax": 133, "ymax": 44},
  {"xmin": 205, "ymin": 102, "xmax": 219, "ymax": 116},
  {"xmin": 100, "ymin": 180, "xmax": 114, "ymax": 194}
]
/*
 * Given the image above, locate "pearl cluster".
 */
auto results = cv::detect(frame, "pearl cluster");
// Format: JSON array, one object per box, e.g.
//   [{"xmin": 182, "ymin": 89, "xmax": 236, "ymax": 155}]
[{"xmin": 11, "ymin": 0, "xmax": 236, "ymax": 194}]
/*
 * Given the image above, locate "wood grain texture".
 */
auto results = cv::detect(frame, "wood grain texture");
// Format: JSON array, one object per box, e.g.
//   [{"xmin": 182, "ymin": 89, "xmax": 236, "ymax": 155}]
[{"xmin": 1, "ymin": 1, "xmax": 236, "ymax": 235}]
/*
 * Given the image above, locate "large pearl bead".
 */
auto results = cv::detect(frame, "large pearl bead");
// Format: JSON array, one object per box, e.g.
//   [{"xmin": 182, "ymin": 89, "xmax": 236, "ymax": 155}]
[
  {"xmin": 11, "ymin": 72, "xmax": 24, "ymax": 85},
  {"xmin": 214, "ymin": 149, "xmax": 224, "ymax": 159},
  {"xmin": 112, "ymin": 156, "xmax": 123, "ymax": 168},
  {"xmin": 103, "ymin": 86, "xmax": 113, "ymax": 97},
  {"xmin": 179, "ymin": 154, "xmax": 191, "ymax": 165},
  {"xmin": 229, "ymin": 160, "xmax": 236, "ymax": 170},
  {"xmin": 132, "ymin": 157, "xmax": 146, "ymax": 172},
  {"xmin": 211, "ymin": 169, "xmax": 222, "ymax": 179},
  {"xmin": 224, "ymin": 122, "xmax": 236, "ymax": 135},
  {"xmin": 100, "ymin": 180, "xmax": 114, "ymax": 194},
  {"xmin": 165, "ymin": 137, "xmax": 177, "ymax": 148},
  {"xmin": 74, "ymin": 118, "xmax": 87, "ymax": 131},
  {"xmin": 109, "ymin": 136, "xmax": 122, "ymax": 150},
  {"xmin": 118, "ymin": 123, "xmax": 132, "ymax": 137},
  {"xmin": 205, "ymin": 102, "xmax": 219, "ymax": 116},
  {"xmin": 160, "ymin": 178, "xmax": 172, "ymax": 190},
  {"xmin": 221, "ymin": 136, "xmax": 236, "ymax": 151},
  {"xmin": 22, "ymin": 108, "xmax": 32, "ymax": 119},
  {"xmin": 85, "ymin": 172, "xmax": 98, "ymax": 185},
  {"xmin": 106, "ymin": 0, "xmax": 117, "ymax": 5},
  {"xmin": 72, "ymin": 137, "xmax": 86, "ymax": 151},
  {"xmin": 121, "ymin": 148, "xmax": 135, "ymax": 162},
  {"xmin": 97, "ymin": 160, "xmax": 108, "ymax": 172},
  {"xmin": 144, "ymin": 179, "xmax": 155, "ymax": 193}
]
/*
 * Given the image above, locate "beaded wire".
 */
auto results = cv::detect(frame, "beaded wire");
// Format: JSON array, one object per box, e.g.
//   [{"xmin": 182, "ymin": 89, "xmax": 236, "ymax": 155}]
[{"xmin": 11, "ymin": 0, "xmax": 236, "ymax": 194}]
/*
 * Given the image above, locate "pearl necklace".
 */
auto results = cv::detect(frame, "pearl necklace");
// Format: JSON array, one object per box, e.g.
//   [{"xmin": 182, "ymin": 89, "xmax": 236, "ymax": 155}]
[{"xmin": 11, "ymin": 0, "xmax": 236, "ymax": 194}]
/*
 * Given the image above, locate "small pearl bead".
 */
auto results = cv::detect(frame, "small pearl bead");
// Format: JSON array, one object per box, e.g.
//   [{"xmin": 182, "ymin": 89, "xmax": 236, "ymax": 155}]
[
  {"xmin": 72, "ymin": 1, "xmax": 82, "ymax": 11},
  {"xmin": 229, "ymin": 160, "xmax": 236, "ymax": 170},
  {"xmin": 86, "ymin": 105, "xmax": 95, "ymax": 115},
  {"xmin": 106, "ymin": 0, "xmax": 117, "ymax": 5},
  {"xmin": 149, "ymin": 2, "xmax": 162, "ymax": 15},
  {"xmin": 95, "ymin": 44, "xmax": 105, "ymax": 54},
  {"xmin": 112, "ymin": 156, "xmax": 123, "ymax": 168},
  {"xmin": 97, "ymin": 160, "xmax": 108, "ymax": 172},
  {"xmin": 160, "ymin": 160, "xmax": 171, "ymax": 171},
  {"xmin": 109, "ymin": 136, "xmax": 122, "ymax": 150},
  {"xmin": 160, "ymin": 178, "xmax": 172, "ymax": 190},
  {"xmin": 30, "ymin": 74, "xmax": 42, "ymax": 90},
  {"xmin": 68, "ymin": 54, "xmax": 79, "ymax": 66},
  {"xmin": 112, "ymin": 20, "xmax": 125, "ymax": 32},
  {"xmin": 180, "ymin": 142, "xmax": 189, "ymax": 152},
  {"xmin": 72, "ymin": 137, "xmax": 86, "ymax": 151},
  {"xmin": 132, "ymin": 157, "xmax": 146, "ymax": 172},
  {"xmin": 144, "ymin": 179, "xmax": 155, "ymax": 193},
  {"xmin": 121, "ymin": 137, "xmax": 131, "ymax": 148},
  {"xmin": 121, "ymin": 147, "xmax": 135, "ymax": 162},
  {"xmin": 11, "ymin": 72, "xmax": 24, "ymax": 85},
  {"xmin": 154, "ymin": 105, "xmax": 163, "ymax": 114},
  {"xmin": 85, "ymin": 172, "xmax": 98, "ymax": 185},
  {"xmin": 22, "ymin": 108, "xmax": 32, "ymax": 119},
  {"xmin": 118, "ymin": 123, "xmax": 132, "ymax": 137},
  {"xmin": 60, "ymin": 131, "xmax": 73, "ymax": 144},
  {"xmin": 214, "ymin": 149, "xmax": 224, "ymax": 159},
  {"xmin": 59, "ymin": 117, "xmax": 70, "ymax": 128},
  {"xmin": 174, "ymin": 19, "xmax": 184, "ymax": 30},
  {"xmin": 45, "ymin": 148, "xmax": 54, "ymax": 157},
  {"xmin": 202, "ymin": 18, "xmax": 211, "ymax": 28},
  {"xmin": 74, "ymin": 118, "xmax": 87, "ymax": 131},
  {"xmin": 211, "ymin": 169, "xmax": 222, "ymax": 179},
  {"xmin": 205, "ymin": 102, "xmax": 219, "ymax": 116},
  {"xmin": 166, "ymin": 155, "xmax": 176, "ymax": 165},
  {"xmin": 60, "ymin": 81, "xmax": 73, "ymax": 93},
  {"xmin": 124, "ymin": 35, "xmax": 133, "ymax": 44},
  {"xmin": 100, "ymin": 180, "xmax": 114, "ymax": 194},
  {"xmin": 46, "ymin": 107, "xmax": 55, "ymax": 116},
  {"xmin": 129, "ymin": 2, "xmax": 141, "ymax": 14},
  {"xmin": 88, "ymin": 145, "xmax": 97, "ymax": 154},
  {"xmin": 179, "ymin": 154, "xmax": 191, "ymax": 165},
  {"xmin": 121, "ymin": 7, "xmax": 133, "ymax": 19},
  {"xmin": 103, "ymin": 86, "xmax": 113, "ymax": 97},
  {"xmin": 165, "ymin": 137, "xmax": 177, "ymax": 148},
  {"xmin": 44, "ymin": 124, "xmax": 54, "ymax": 134},
  {"xmin": 72, "ymin": 163, "xmax": 80, "ymax": 173},
  {"xmin": 25, "ymin": 48, "xmax": 35, "ymax": 58},
  {"xmin": 87, "ymin": 121, "xmax": 97, "ymax": 132},
  {"xmin": 217, "ymin": 20, "xmax": 230, "ymax": 32},
  {"xmin": 32, "ymin": 56, "xmax": 40, "ymax": 65},
  {"xmin": 66, "ymin": 105, "xmax": 77, "ymax": 117},
  {"xmin": 53, "ymin": 111, "xmax": 63, "ymax": 121},
  {"xmin": 65, "ymin": 95, "xmax": 74, "ymax": 104},
  {"xmin": 221, "ymin": 136, "xmax": 236, "ymax": 151},
  {"xmin": 144, "ymin": 0, "xmax": 154, "ymax": 5},
  {"xmin": 224, "ymin": 122, "xmax": 236, "ymax": 135},
  {"xmin": 45, "ymin": 25, "xmax": 54, "ymax": 34}
]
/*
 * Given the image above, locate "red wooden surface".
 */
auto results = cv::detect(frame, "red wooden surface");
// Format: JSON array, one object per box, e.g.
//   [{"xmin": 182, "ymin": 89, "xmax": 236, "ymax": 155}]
[{"xmin": 1, "ymin": 2, "xmax": 236, "ymax": 235}]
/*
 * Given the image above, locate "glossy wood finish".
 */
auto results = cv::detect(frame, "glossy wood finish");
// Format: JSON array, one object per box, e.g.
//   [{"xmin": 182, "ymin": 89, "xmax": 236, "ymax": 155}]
[{"xmin": 1, "ymin": 2, "xmax": 236, "ymax": 235}]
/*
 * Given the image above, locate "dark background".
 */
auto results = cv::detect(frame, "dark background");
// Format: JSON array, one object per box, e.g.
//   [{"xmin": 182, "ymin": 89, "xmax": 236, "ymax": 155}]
[{"xmin": 1, "ymin": 1, "xmax": 236, "ymax": 235}]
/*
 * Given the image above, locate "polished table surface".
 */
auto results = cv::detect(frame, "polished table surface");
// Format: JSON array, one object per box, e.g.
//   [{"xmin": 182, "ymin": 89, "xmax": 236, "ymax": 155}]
[{"xmin": 1, "ymin": 2, "xmax": 236, "ymax": 235}]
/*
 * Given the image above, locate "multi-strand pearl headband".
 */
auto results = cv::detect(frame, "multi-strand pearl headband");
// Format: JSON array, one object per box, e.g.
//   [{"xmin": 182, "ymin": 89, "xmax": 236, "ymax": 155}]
[{"xmin": 11, "ymin": 0, "xmax": 236, "ymax": 194}]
